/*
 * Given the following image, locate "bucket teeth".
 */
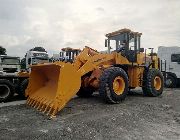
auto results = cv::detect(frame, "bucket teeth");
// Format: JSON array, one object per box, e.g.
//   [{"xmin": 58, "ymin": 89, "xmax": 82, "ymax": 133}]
[
  {"xmin": 30, "ymin": 99, "xmax": 35, "ymax": 106},
  {"xmin": 27, "ymin": 97, "xmax": 54, "ymax": 117},
  {"xmin": 51, "ymin": 108, "xmax": 57, "ymax": 117},
  {"xmin": 26, "ymin": 96, "xmax": 61, "ymax": 118},
  {"xmin": 26, "ymin": 98, "xmax": 31, "ymax": 104},
  {"xmin": 47, "ymin": 107, "xmax": 53, "ymax": 116},
  {"xmin": 40, "ymin": 104, "xmax": 46, "ymax": 112},
  {"xmin": 43, "ymin": 105, "xmax": 49, "ymax": 114},
  {"xmin": 37, "ymin": 100, "xmax": 45, "ymax": 111},
  {"xmin": 33, "ymin": 101, "xmax": 38, "ymax": 108},
  {"xmin": 40, "ymin": 101, "xmax": 48, "ymax": 112},
  {"xmin": 27, "ymin": 98, "xmax": 31, "ymax": 105},
  {"xmin": 36, "ymin": 103, "xmax": 41, "ymax": 110},
  {"xmin": 46, "ymin": 103, "xmax": 53, "ymax": 116},
  {"xmin": 32, "ymin": 100, "xmax": 36, "ymax": 107}
]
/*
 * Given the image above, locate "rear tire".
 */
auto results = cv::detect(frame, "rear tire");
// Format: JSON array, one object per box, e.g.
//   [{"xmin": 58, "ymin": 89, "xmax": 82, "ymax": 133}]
[
  {"xmin": 142, "ymin": 69, "xmax": 164, "ymax": 97},
  {"xmin": 165, "ymin": 75, "xmax": 177, "ymax": 88},
  {"xmin": 99, "ymin": 67, "xmax": 129, "ymax": 103},
  {"xmin": 0, "ymin": 79, "xmax": 15, "ymax": 102}
]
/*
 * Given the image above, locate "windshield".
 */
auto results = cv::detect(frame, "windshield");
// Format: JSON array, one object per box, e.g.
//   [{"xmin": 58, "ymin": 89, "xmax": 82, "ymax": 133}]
[
  {"xmin": 28, "ymin": 58, "xmax": 49, "ymax": 65},
  {"xmin": 171, "ymin": 54, "xmax": 180, "ymax": 62},
  {"xmin": 33, "ymin": 53, "xmax": 48, "ymax": 58},
  {"xmin": 1, "ymin": 58, "xmax": 20, "ymax": 65}
]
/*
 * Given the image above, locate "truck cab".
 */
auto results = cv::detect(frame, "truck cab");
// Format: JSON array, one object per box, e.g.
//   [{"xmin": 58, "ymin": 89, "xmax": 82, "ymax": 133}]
[
  {"xmin": 0, "ymin": 55, "xmax": 21, "ymax": 76},
  {"xmin": 158, "ymin": 46, "xmax": 180, "ymax": 88},
  {"xmin": 26, "ymin": 51, "xmax": 49, "ymax": 69}
]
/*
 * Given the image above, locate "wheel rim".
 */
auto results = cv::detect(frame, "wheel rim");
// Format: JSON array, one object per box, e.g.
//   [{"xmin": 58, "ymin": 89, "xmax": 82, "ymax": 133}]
[
  {"xmin": 113, "ymin": 76, "xmax": 125, "ymax": 95},
  {"xmin": 154, "ymin": 76, "xmax": 162, "ymax": 90},
  {"xmin": 0, "ymin": 85, "xmax": 10, "ymax": 99}
]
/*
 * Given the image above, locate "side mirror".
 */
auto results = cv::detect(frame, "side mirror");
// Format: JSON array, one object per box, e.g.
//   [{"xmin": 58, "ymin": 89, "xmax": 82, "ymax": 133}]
[
  {"xmin": 139, "ymin": 48, "xmax": 144, "ymax": 52},
  {"xmin": 105, "ymin": 39, "xmax": 108, "ymax": 47}
]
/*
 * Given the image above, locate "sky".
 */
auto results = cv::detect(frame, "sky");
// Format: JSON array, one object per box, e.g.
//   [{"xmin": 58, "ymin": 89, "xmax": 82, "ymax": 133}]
[{"xmin": 0, "ymin": 0, "xmax": 180, "ymax": 58}]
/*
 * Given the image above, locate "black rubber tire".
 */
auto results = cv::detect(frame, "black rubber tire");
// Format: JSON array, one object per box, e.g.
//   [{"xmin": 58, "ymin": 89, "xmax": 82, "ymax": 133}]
[
  {"xmin": 99, "ymin": 67, "xmax": 129, "ymax": 103},
  {"xmin": 76, "ymin": 87, "xmax": 94, "ymax": 98},
  {"xmin": 19, "ymin": 79, "xmax": 29, "ymax": 98},
  {"xmin": 0, "ymin": 79, "xmax": 15, "ymax": 102},
  {"xmin": 142, "ymin": 68, "xmax": 164, "ymax": 97},
  {"xmin": 165, "ymin": 75, "xmax": 177, "ymax": 88}
]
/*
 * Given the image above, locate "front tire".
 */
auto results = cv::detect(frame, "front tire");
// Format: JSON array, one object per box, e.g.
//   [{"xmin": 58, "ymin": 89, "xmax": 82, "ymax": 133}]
[
  {"xmin": 0, "ymin": 79, "xmax": 15, "ymax": 102},
  {"xmin": 142, "ymin": 69, "xmax": 164, "ymax": 97},
  {"xmin": 99, "ymin": 67, "xmax": 129, "ymax": 103}
]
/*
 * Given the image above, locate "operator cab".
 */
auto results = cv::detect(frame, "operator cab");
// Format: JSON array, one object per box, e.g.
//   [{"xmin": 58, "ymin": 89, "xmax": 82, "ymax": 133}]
[
  {"xmin": 105, "ymin": 28, "xmax": 144, "ymax": 62},
  {"xmin": 60, "ymin": 47, "xmax": 81, "ymax": 63}
]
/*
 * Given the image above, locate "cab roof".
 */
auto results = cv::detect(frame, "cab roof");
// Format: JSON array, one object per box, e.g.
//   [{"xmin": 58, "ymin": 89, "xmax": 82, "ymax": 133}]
[
  {"xmin": 61, "ymin": 47, "xmax": 81, "ymax": 52},
  {"xmin": 0, "ymin": 55, "xmax": 20, "ymax": 59},
  {"xmin": 105, "ymin": 28, "xmax": 142, "ymax": 38}
]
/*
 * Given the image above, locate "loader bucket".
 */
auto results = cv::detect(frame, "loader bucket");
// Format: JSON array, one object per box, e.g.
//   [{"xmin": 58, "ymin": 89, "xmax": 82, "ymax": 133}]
[{"xmin": 26, "ymin": 62, "xmax": 81, "ymax": 117}]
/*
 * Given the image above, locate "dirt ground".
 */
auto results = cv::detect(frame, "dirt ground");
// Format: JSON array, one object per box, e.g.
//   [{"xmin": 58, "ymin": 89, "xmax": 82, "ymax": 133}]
[{"xmin": 0, "ymin": 88, "xmax": 180, "ymax": 140}]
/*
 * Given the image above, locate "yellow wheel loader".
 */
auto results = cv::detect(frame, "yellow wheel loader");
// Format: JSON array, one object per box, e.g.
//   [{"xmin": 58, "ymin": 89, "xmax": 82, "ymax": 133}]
[{"xmin": 26, "ymin": 28, "xmax": 164, "ymax": 117}]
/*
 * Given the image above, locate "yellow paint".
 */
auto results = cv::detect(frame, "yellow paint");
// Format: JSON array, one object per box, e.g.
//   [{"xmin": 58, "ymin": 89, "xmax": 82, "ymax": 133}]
[{"xmin": 128, "ymin": 66, "xmax": 144, "ymax": 87}]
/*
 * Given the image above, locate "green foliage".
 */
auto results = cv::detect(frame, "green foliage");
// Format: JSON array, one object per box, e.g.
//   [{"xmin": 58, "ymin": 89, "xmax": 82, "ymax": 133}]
[
  {"xmin": 30, "ymin": 47, "xmax": 47, "ymax": 52},
  {"xmin": 0, "ymin": 46, "xmax": 6, "ymax": 55}
]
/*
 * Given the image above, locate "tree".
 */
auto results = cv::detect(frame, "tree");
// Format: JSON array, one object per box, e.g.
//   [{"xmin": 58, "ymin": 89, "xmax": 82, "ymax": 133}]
[
  {"xmin": 0, "ymin": 46, "xmax": 6, "ymax": 55},
  {"xmin": 30, "ymin": 47, "xmax": 47, "ymax": 52}
]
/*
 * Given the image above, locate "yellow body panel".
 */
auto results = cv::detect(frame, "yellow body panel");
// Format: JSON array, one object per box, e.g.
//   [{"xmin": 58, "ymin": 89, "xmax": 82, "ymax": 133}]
[{"xmin": 128, "ymin": 66, "xmax": 144, "ymax": 87}]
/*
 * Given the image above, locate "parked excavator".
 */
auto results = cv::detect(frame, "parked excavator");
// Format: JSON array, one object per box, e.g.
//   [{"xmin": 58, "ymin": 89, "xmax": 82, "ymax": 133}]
[{"xmin": 25, "ymin": 28, "xmax": 164, "ymax": 118}]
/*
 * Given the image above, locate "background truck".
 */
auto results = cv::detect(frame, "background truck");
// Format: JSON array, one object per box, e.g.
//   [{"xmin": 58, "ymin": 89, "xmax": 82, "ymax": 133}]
[
  {"xmin": 0, "ymin": 50, "xmax": 49, "ymax": 102},
  {"xmin": 0, "ymin": 55, "xmax": 22, "ymax": 102},
  {"xmin": 158, "ymin": 46, "xmax": 180, "ymax": 88},
  {"xmin": 25, "ymin": 50, "xmax": 49, "ymax": 70},
  {"xmin": 0, "ymin": 55, "xmax": 21, "ymax": 76}
]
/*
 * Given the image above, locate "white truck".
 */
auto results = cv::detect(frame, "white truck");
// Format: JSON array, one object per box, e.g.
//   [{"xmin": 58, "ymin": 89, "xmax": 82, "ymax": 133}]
[
  {"xmin": 0, "ymin": 50, "xmax": 49, "ymax": 102},
  {"xmin": 25, "ymin": 50, "xmax": 49, "ymax": 69},
  {"xmin": 0, "ymin": 55, "xmax": 21, "ymax": 76},
  {"xmin": 0, "ymin": 55, "xmax": 22, "ymax": 102},
  {"xmin": 158, "ymin": 46, "xmax": 180, "ymax": 88}
]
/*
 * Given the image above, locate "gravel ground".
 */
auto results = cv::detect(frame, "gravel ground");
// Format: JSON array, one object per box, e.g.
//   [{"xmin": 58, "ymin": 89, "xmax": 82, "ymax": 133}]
[{"xmin": 0, "ymin": 88, "xmax": 180, "ymax": 140}]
